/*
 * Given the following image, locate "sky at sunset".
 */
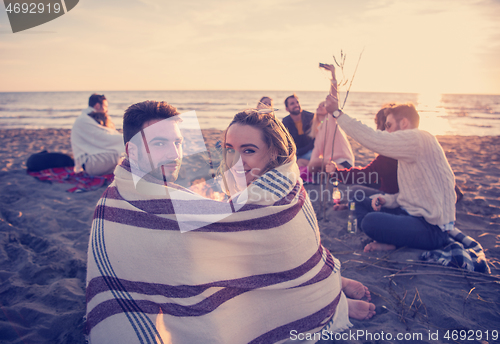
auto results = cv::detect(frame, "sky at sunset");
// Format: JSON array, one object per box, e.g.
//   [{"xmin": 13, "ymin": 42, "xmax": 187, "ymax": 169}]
[{"xmin": 1, "ymin": 0, "xmax": 499, "ymax": 95}]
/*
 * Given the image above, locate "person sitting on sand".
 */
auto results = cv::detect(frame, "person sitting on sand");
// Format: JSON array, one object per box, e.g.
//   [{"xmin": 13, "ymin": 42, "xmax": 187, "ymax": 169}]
[
  {"xmin": 257, "ymin": 96, "xmax": 273, "ymax": 110},
  {"xmin": 223, "ymin": 110, "xmax": 374, "ymax": 323},
  {"xmin": 282, "ymin": 93, "xmax": 315, "ymax": 167},
  {"xmin": 326, "ymin": 104, "xmax": 463, "ymax": 210},
  {"xmin": 85, "ymin": 103, "xmax": 375, "ymax": 344},
  {"xmin": 71, "ymin": 93, "xmax": 124, "ymax": 176},
  {"xmin": 307, "ymin": 65, "xmax": 354, "ymax": 175},
  {"xmin": 325, "ymin": 94, "xmax": 456, "ymax": 253},
  {"xmin": 325, "ymin": 104, "xmax": 399, "ymax": 203}
]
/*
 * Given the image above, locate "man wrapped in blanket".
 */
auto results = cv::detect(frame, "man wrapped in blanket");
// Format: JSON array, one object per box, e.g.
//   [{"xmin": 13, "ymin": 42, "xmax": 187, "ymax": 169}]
[{"xmin": 85, "ymin": 101, "xmax": 375, "ymax": 344}]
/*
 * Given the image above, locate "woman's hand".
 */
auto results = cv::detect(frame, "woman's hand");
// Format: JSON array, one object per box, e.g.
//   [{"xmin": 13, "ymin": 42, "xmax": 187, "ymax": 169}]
[
  {"xmin": 320, "ymin": 63, "xmax": 336, "ymax": 77},
  {"xmin": 321, "ymin": 63, "xmax": 339, "ymax": 114},
  {"xmin": 320, "ymin": 63, "xmax": 338, "ymax": 94},
  {"xmin": 325, "ymin": 160, "xmax": 337, "ymax": 174}
]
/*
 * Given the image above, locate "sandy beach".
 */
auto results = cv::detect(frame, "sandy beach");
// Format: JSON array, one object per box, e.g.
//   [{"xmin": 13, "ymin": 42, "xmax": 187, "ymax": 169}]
[{"xmin": 0, "ymin": 128, "xmax": 499, "ymax": 344}]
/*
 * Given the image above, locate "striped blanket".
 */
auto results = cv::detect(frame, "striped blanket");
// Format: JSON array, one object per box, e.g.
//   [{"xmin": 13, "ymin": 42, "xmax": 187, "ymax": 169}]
[
  {"xmin": 420, "ymin": 227, "xmax": 490, "ymax": 273},
  {"xmin": 86, "ymin": 159, "xmax": 351, "ymax": 344}
]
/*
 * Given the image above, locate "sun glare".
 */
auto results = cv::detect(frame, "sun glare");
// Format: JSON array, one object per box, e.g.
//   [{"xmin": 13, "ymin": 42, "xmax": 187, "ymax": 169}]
[
  {"xmin": 416, "ymin": 92, "xmax": 453, "ymax": 136},
  {"xmin": 418, "ymin": 92, "xmax": 441, "ymax": 110}
]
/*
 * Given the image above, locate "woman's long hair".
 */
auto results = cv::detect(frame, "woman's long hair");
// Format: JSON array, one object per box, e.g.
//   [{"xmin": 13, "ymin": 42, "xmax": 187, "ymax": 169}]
[
  {"xmin": 375, "ymin": 103, "xmax": 396, "ymax": 130},
  {"xmin": 219, "ymin": 110, "xmax": 296, "ymax": 193},
  {"xmin": 308, "ymin": 113, "xmax": 324, "ymax": 139},
  {"xmin": 308, "ymin": 102, "xmax": 327, "ymax": 139}
]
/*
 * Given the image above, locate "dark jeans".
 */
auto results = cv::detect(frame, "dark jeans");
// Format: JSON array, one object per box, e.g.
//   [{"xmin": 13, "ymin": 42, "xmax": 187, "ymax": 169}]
[{"xmin": 355, "ymin": 197, "xmax": 449, "ymax": 250}]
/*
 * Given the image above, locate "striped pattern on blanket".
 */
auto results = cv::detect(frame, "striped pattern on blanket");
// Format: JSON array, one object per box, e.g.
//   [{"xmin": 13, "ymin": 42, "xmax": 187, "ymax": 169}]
[{"xmin": 86, "ymin": 159, "xmax": 350, "ymax": 344}]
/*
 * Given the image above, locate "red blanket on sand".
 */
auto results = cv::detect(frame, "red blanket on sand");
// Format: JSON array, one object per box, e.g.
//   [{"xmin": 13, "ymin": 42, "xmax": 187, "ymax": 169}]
[{"xmin": 27, "ymin": 167, "xmax": 113, "ymax": 193}]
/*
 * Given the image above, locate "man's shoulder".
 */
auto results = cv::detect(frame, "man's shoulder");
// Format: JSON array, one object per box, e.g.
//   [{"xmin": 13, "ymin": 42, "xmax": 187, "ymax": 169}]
[
  {"xmin": 73, "ymin": 107, "xmax": 93, "ymax": 124},
  {"xmin": 282, "ymin": 115, "xmax": 293, "ymax": 125},
  {"xmin": 301, "ymin": 110, "xmax": 314, "ymax": 122},
  {"xmin": 301, "ymin": 111, "xmax": 314, "ymax": 125},
  {"xmin": 415, "ymin": 130, "xmax": 448, "ymax": 156},
  {"xmin": 417, "ymin": 129, "xmax": 437, "ymax": 140},
  {"xmin": 81, "ymin": 106, "xmax": 95, "ymax": 116},
  {"xmin": 407, "ymin": 129, "xmax": 440, "ymax": 146}
]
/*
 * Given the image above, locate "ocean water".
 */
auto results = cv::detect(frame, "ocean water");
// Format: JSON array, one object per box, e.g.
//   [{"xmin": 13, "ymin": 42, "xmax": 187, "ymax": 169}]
[{"xmin": 0, "ymin": 91, "xmax": 499, "ymax": 136}]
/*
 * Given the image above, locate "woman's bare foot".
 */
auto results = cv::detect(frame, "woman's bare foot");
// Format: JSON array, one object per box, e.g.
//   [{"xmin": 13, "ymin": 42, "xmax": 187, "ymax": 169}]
[
  {"xmin": 342, "ymin": 277, "xmax": 371, "ymax": 301},
  {"xmin": 347, "ymin": 299, "xmax": 376, "ymax": 320},
  {"xmin": 364, "ymin": 241, "xmax": 396, "ymax": 253}
]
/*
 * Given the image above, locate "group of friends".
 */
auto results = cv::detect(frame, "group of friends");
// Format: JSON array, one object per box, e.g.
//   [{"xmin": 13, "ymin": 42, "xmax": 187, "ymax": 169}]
[{"xmin": 77, "ymin": 64, "xmax": 458, "ymax": 343}]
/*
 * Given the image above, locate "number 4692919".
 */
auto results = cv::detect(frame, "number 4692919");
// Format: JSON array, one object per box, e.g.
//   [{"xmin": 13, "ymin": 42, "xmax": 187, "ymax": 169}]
[
  {"xmin": 5, "ymin": 2, "xmax": 62, "ymax": 14},
  {"xmin": 444, "ymin": 330, "xmax": 498, "ymax": 341}
]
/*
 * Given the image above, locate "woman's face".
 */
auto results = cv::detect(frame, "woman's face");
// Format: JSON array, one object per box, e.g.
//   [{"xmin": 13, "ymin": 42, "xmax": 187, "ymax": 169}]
[
  {"xmin": 225, "ymin": 124, "xmax": 275, "ymax": 186},
  {"xmin": 316, "ymin": 101, "xmax": 328, "ymax": 117}
]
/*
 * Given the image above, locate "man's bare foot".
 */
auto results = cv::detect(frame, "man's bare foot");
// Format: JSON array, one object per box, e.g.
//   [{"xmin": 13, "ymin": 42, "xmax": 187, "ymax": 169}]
[
  {"xmin": 364, "ymin": 241, "xmax": 396, "ymax": 253},
  {"xmin": 342, "ymin": 277, "xmax": 371, "ymax": 301},
  {"xmin": 347, "ymin": 299, "xmax": 376, "ymax": 320}
]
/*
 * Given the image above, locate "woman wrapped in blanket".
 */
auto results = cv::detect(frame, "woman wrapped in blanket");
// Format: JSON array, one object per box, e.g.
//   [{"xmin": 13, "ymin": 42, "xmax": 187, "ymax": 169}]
[
  {"xmin": 86, "ymin": 102, "xmax": 374, "ymax": 344},
  {"xmin": 221, "ymin": 110, "xmax": 375, "ymax": 341}
]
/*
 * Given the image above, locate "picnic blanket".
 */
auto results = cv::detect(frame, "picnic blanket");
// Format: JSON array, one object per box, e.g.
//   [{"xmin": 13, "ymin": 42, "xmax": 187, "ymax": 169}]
[
  {"xmin": 27, "ymin": 167, "xmax": 113, "ymax": 193},
  {"xmin": 420, "ymin": 227, "xmax": 490, "ymax": 273},
  {"xmin": 85, "ymin": 158, "xmax": 351, "ymax": 344}
]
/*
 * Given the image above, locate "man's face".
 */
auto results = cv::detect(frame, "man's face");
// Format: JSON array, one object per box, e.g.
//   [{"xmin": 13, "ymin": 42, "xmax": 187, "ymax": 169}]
[
  {"xmin": 94, "ymin": 100, "xmax": 109, "ymax": 114},
  {"xmin": 131, "ymin": 118, "xmax": 183, "ymax": 182},
  {"xmin": 384, "ymin": 114, "xmax": 401, "ymax": 133},
  {"xmin": 286, "ymin": 97, "xmax": 301, "ymax": 116}
]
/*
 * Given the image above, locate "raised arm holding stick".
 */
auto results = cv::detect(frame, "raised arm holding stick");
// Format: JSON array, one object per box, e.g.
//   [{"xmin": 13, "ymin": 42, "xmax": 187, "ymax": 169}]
[{"xmin": 307, "ymin": 64, "xmax": 354, "ymax": 175}]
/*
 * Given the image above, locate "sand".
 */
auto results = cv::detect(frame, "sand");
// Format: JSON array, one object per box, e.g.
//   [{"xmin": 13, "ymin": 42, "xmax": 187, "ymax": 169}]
[{"xmin": 0, "ymin": 129, "xmax": 499, "ymax": 344}]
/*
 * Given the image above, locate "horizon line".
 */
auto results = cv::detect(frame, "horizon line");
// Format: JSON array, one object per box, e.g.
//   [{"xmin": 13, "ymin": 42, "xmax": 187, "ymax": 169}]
[{"xmin": 1, "ymin": 89, "xmax": 499, "ymax": 96}]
